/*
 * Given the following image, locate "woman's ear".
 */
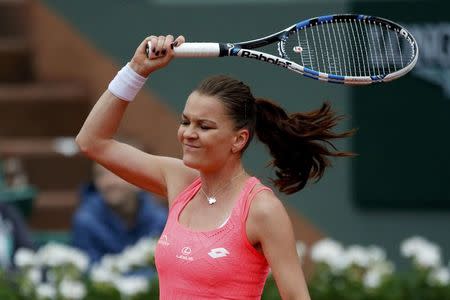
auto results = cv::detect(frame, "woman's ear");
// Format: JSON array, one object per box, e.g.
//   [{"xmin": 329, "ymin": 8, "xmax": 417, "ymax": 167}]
[{"xmin": 232, "ymin": 128, "xmax": 249, "ymax": 153}]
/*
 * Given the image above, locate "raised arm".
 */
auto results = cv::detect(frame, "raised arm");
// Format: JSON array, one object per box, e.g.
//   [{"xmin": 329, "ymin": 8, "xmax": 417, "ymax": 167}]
[{"xmin": 76, "ymin": 35, "xmax": 198, "ymax": 202}]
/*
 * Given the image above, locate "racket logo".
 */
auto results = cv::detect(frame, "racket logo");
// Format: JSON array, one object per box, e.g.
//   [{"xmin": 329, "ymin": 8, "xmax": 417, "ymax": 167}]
[
  {"xmin": 399, "ymin": 28, "xmax": 415, "ymax": 51},
  {"xmin": 241, "ymin": 51, "xmax": 292, "ymax": 68},
  {"xmin": 400, "ymin": 28, "xmax": 408, "ymax": 38}
]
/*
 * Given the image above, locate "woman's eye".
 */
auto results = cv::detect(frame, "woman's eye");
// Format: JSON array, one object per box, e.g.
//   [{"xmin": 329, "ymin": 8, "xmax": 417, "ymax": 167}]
[{"xmin": 180, "ymin": 120, "xmax": 189, "ymax": 125}]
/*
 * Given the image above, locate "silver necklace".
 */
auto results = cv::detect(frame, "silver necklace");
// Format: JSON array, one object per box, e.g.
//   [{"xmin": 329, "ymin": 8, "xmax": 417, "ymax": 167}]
[{"xmin": 200, "ymin": 170, "xmax": 246, "ymax": 205}]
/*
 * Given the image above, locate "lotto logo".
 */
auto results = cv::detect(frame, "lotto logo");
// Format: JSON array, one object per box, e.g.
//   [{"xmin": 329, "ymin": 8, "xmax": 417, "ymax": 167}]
[{"xmin": 208, "ymin": 248, "xmax": 230, "ymax": 259}]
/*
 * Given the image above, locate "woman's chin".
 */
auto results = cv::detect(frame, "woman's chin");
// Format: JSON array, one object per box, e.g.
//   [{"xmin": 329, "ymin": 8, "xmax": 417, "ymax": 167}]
[{"xmin": 182, "ymin": 156, "xmax": 202, "ymax": 170}]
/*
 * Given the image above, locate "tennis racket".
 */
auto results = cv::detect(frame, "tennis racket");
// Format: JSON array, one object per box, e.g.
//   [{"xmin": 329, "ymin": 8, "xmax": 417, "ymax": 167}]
[{"xmin": 146, "ymin": 14, "xmax": 418, "ymax": 85}]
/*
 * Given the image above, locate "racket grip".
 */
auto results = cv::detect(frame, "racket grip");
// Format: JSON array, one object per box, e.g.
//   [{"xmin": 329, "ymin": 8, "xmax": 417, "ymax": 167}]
[{"xmin": 146, "ymin": 42, "xmax": 221, "ymax": 58}]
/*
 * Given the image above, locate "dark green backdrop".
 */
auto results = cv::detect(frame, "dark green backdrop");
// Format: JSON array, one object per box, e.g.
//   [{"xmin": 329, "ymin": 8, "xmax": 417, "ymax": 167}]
[{"xmin": 352, "ymin": 1, "xmax": 450, "ymax": 209}]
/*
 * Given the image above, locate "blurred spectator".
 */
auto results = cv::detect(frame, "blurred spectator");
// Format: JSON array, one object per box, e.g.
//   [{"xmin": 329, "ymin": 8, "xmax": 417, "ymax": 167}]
[
  {"xmin": 71, "ymin": 162, "xmax": 167, "ymax": 266},
  {"xmin": 0, "ymin": 202, "xmax": 34, "ymax": 270},
  {"xmin": 1, "ymin": 157, "xmax": 29, "ymax": 189}
]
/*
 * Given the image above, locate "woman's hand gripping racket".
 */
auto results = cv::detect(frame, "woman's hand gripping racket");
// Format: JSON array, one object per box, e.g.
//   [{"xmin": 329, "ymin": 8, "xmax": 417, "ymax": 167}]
[{"xmin": 146, "ymin": 14, "xmax": 418, "ymax": 85}]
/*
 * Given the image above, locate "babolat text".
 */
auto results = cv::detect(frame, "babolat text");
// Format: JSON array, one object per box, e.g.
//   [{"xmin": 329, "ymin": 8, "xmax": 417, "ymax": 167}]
[{"xmin": 241, "ymin": 51, "xmax": 292, "ymax": 68}]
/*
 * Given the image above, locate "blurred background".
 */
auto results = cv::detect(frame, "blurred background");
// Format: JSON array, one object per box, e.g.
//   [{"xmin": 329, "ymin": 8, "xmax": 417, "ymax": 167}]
[{"xmin": 0, "ymin": 0, "xmax": 449, "ymax": 298}]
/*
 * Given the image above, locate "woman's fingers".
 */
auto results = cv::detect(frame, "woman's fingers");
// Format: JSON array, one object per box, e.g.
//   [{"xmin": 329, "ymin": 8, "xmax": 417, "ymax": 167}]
[
  {"xmin": 131, "ymin": 34, "xmax": 184, "ymax": 76},
  {"xmin": 164, "ymin": 35, "xmax": 174, "ymax": 53},
  {"xmin": 154, "ymin": 35, "xmax": 166, "ymax": 56},
  {"xmin": 172, "ymin": 35, "xmax": 185, "ymax": 48},
  {"xmin": 143, "ymin": 36, "xmax": 157, "ymax": 58},
  {"xmin": 147, "ymin": 35, "xmax": 177, "ymax": 58}
]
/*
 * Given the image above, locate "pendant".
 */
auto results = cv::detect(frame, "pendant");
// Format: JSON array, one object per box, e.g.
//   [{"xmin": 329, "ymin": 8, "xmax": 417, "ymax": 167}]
[{"xmin": 208, "ymin": 197, "xmax": 217, "ymax": 205}]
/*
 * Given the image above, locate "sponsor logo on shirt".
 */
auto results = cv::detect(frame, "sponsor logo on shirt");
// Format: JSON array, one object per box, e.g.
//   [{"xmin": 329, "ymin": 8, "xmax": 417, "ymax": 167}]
[
  {"xmin": 176, "ymin": 246, "xmax": 194, "ymax": 261},
  {"xmin": 158, "ymin": 234, "xmax": 170, "ymax": 246},
  {"xmin": 208, "ymin": 247, "xmax": 230, "ymax": 259}
]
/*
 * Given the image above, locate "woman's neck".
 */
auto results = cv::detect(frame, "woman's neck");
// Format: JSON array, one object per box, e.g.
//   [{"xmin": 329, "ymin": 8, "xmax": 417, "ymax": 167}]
[{"xmin": 200, "ymin": 162, "xmax": 247, "ymax": 197}]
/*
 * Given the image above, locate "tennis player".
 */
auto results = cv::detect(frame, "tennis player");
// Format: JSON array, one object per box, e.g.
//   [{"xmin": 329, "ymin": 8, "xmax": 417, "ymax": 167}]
[{"xmin": 76, "ymin": 35, "xmax": 353, "ymax": 299}]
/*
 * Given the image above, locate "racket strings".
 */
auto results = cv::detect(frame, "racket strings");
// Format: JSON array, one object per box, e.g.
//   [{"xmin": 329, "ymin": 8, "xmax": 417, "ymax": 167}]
[{"xmin": 284, "ymin": 18, "xmax": 413, "ymax": 77}]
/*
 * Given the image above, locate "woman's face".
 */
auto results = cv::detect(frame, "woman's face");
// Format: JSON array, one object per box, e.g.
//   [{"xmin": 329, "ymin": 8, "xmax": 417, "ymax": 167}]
[{"xmin": 177, "ymin": 91, "xmax": 242, "ymax": 172}]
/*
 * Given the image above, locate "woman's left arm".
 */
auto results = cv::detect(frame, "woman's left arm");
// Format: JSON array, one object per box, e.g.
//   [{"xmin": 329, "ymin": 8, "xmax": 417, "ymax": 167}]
[{"xmin": 247, "ymin": 191, "xmax": 311, "ymax": 300}]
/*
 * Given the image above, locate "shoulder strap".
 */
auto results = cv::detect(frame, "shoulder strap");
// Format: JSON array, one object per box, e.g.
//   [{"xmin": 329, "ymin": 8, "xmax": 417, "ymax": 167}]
[
  {"xmin": 241, "ymin": 181, "xmax": 272, "ymax": 223},
  {"xmin": 169, "ymin": 177, "xmax": 201, "ymax": 211}
]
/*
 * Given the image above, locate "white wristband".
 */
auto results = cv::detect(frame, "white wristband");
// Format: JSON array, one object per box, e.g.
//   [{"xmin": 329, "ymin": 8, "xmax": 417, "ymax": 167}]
[{"xmin": 108, "ymin": 63, "xmax": 147, "ymax": 102}]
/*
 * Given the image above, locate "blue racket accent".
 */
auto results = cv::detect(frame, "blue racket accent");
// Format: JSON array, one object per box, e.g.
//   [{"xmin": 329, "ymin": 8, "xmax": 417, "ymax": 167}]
[
  {"xmin": 371, "ymin": 75, "xmax": 386, "ymax": 81},
  {"xmin": 318, "ymin": 15, "xmax": 333, "ymax": 23},
  {"xmin": 303, "ymin": 67, "xmax": 320, "ymax": 77},
  {"xmin": 230, "ymin": 47, "xmax": 240, "ymax": 56},
  {"xmin": 303, "ymin": 73, "xmax": 319, "ymax": 80},
  {"xmin": 296, "ymin": 20, "xmax": 310, "ymax": 30},
  {"xmin": 328, "ymin": 74, "xmax": 346, "ymax": 81}
]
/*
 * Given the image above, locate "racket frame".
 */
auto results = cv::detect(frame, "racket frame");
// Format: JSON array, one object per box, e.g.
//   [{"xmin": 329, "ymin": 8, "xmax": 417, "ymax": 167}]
[{"xmin": 150, "ymin": 14, "xmax": 418, "ymax": 85}]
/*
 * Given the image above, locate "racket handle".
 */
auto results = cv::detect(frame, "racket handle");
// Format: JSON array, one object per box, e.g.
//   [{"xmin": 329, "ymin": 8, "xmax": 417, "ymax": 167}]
[{"xmin": 146, "ymin": 42, "xmax": 221, "ymax": 58}]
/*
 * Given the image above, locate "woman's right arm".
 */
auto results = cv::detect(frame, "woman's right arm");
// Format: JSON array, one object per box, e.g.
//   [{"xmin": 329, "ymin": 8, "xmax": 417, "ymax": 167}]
[{"xmin": 76, "ymin": 35, "xmax": 197, "ymax": 201}]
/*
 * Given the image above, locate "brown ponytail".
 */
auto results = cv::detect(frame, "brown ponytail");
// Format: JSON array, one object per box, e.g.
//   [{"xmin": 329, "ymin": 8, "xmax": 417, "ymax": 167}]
[
  {"xmin": 255, "ymin": 98, "xmax": 354, "ymax": 194},
  {"xmin": 195, "ymin": 75, "xmax": 354, "ymax": 195}
]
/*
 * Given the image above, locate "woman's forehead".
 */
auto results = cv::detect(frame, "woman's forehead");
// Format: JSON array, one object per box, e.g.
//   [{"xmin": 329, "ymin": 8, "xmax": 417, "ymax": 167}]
[{"xmin": 183, "ymin": 92, "xmax": 228, "ymax": 120}]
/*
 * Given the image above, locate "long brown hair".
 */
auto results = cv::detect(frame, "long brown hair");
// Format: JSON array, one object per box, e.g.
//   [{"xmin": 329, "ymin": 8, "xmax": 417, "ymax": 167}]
[{"xmin": 196, "ymin": 75, "xmax": 354, "ymax": 195}]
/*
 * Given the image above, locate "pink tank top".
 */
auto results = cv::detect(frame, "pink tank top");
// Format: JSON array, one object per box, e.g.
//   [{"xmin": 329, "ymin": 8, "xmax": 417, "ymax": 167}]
[{"xmin": 155, "ymin": 176, "xmax": 270, "ymax": 299}]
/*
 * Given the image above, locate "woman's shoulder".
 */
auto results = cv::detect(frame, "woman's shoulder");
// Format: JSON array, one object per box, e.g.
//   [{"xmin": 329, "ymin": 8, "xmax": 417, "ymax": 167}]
[
  {"xmin": 245, "ymin": 185, "xmax": 292, "ymax": 245},
  {"xmin": 247, "ymin": 184, "xmax": 290, "ymax": 230},
  {"xmin": 167, "ymin": 170, "xmax": 200, "ymax": 207},
  {"xmin": 157, "ymin": 156, "xmax": 198, "ymax": 201}
]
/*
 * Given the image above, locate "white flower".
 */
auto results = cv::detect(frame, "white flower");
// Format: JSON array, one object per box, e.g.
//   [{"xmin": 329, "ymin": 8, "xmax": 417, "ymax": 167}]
[
  {"xmin": 116, "ymin": 237, "xmax": 158, "ymax": 271},
  {"xmin": 36, "ymin": 243, "xmax": 67, "ymax": 267},
  {"xmin": 90, "ymin": 264, "xmax": 117, "ymax": 284},
  {"xmin": 311, "ymin": 238, "xmax": 345, "ymax": 272},
  {"xmin": 416, "ymin": 247, "xmax": 441, "ymax": 268},
  {"xmin": 401, "ymin": 236, "xmax": 430, "ymax": 257},
  {"xmin": 36, "ymin": 243, "xmax": 88, "ymax": 272},
  {"xmin": 363, "ymin": 268, "xmax": 383, "ymax": 288},
  {"xmin": 366, "ymin": 245, "xmax": 386, "ymax": 266},
  {"xmin": 59, "ymin": 279, "xmax": 86, "ymax": 300},
  {"xmin": 343, "ymin": 245, "xmax": 370, "ymax": 268},
  {"xmin": 27, "ymin": 267, "xmax": 42, "ymax": 285},
  {"xmin": 114, "ymin": 276, "xmax": 149, "ymax": 297},
  {"xmin": 115, "ymin": 254, "xmax": 132, "ymax": 273},
  {"xmin": 97, "ymin": 238, "xmax": 157, "ymax": 274},
  {"xmin": 363, "ymin": 261, "xmax": 394, "ymax": 289},
  {"xmin": 341, "ymin": 245, "xmax": 387, "ymax": 269},
  {"xmin": 14, "ymin": 248, "xmax": 36, "ymax": 268},
  {"xmin": 66, "ymin": 248, "xmax": 89, "ymax": 272},
  {"xmin": 100, "ymin": 254, "xmax": 120, "ymax": 271},
  {"xmin": 36, "ymin": 283, "xmax": 56, "ymax": 299},
  {"xmin": 135, "ymin": 237, "xmax": 158, "ymax": 255},
  {"xmin": 428, "ymin": 267, "xmax": 450, "ymax": 286},
  {"xmin": 401, "ymin": 236, "xmax": 441, "ymax": 268}
]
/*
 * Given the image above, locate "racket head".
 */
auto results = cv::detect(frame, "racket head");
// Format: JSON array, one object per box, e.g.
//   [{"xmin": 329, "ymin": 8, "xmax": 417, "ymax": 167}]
[{"xmin": 277, "ymin": 14, "xmax": 418, "ymax": 84}]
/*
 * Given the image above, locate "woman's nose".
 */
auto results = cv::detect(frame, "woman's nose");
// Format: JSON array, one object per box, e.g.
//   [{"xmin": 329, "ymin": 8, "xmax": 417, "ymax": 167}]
[{"xmin": 183, "ymin": 125, "xmax": 198, "ymax": 139}]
